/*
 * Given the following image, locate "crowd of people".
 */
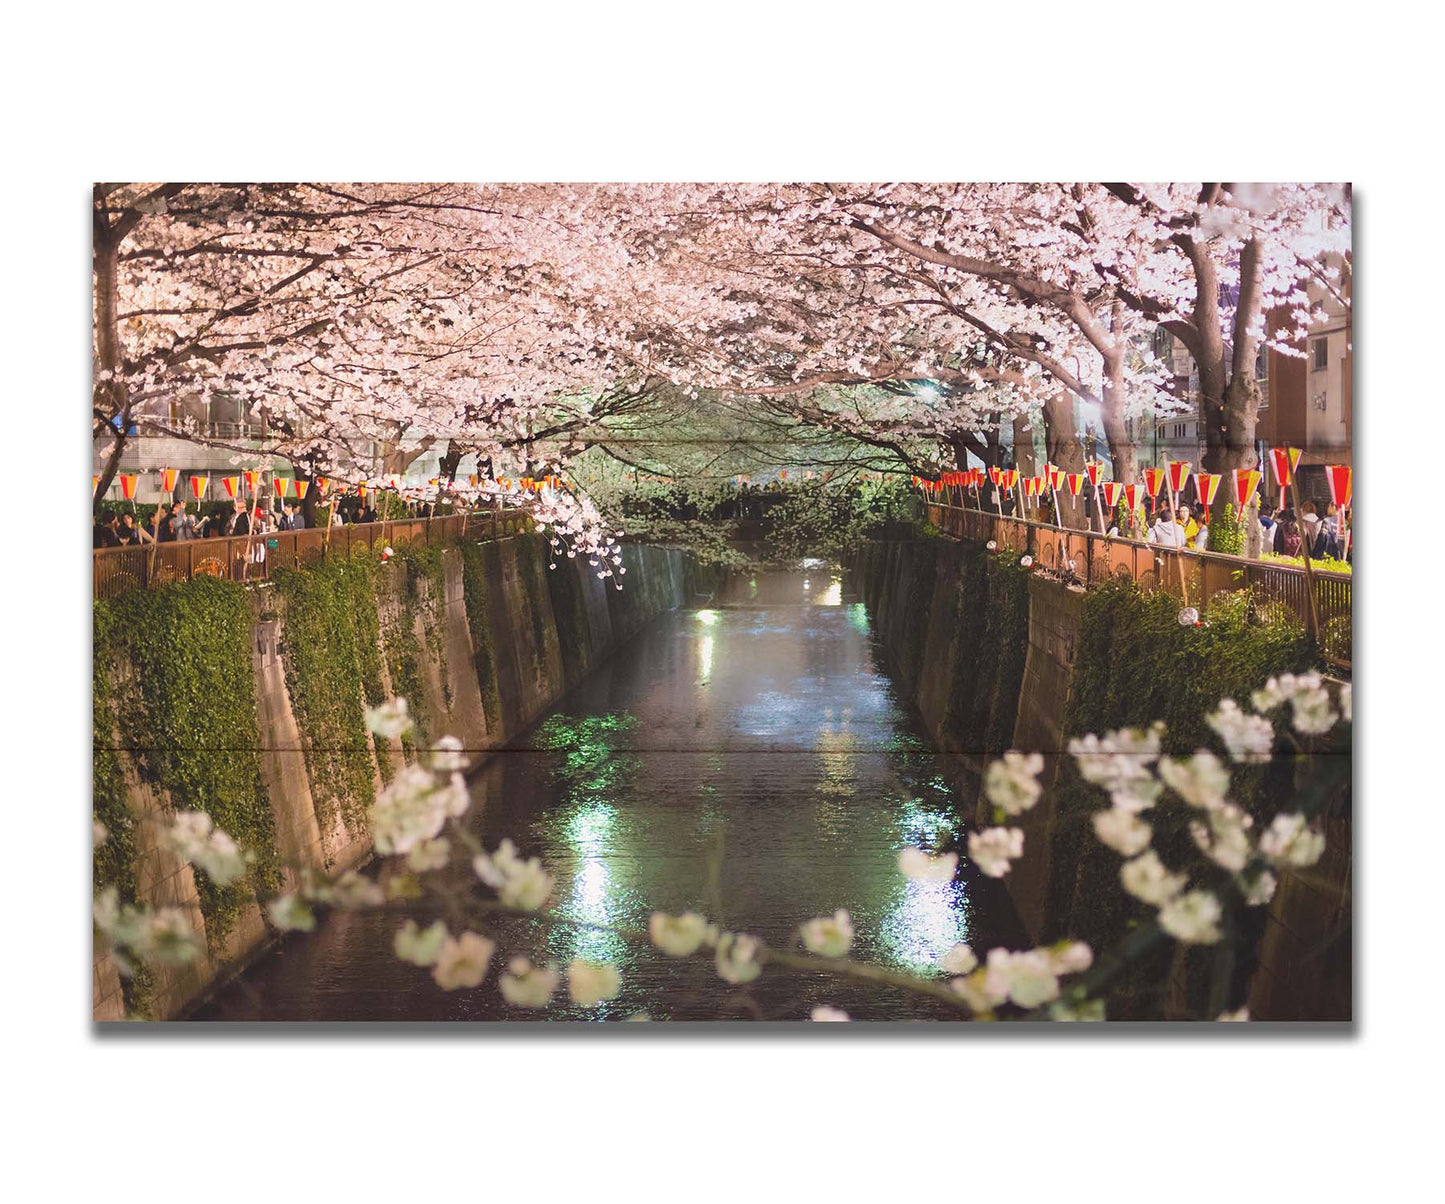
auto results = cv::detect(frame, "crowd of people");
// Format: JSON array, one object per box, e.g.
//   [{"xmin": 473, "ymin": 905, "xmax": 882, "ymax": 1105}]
[
  {"xmin": 91, "ymin": 498, "xmax": 322, "ymax": 550},
  {"xmin": 977, "ymin": 485, "xmax": 1350, "ymax": 562}
]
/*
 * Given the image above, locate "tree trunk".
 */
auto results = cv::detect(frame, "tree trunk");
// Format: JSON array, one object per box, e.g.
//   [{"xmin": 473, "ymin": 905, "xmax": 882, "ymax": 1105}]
[
  {"xmin": 1099, "ymin": 349, "xmax": 1136, "ymax": 485},
  {"xmin": 1043, "ymin": 393, "xmax": 1087, "ymax": 528},
  {"xmin": 92, "ymin": 192, "xmax": 128, "ymax": 516}
]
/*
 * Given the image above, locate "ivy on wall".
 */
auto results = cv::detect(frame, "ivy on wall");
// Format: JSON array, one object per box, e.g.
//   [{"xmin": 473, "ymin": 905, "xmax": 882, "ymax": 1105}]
[
  {"xmin": 1040, "ymin": 578, "xmax": 1316, "ymax": 1015},
  {"xmin": 272, "ymin": 550, "xmax": 388, "ymax": 839},
  {"xmin": 380, "ymin": 544, "xmax": 452, "ymax": 757},
  {"xmin": 93, "ymin": 576, "xmax": 280, "ymax": 949}
]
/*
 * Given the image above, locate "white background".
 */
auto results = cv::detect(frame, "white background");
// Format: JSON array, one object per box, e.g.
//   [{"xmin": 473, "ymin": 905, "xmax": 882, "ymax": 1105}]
[{"xmin": 1, "ymin": 3, "xmax": 1440, "ymax": 1200}]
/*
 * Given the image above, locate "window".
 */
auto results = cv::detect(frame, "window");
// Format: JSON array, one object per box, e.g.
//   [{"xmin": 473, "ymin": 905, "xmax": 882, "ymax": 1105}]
[
  {"xmin": 1255, "ymin": 344, "xmax": 1269, "ymax": 382},
  {"xmin": 1312, "ymin": 337, "xmax": 1329, "ymax": 371}
]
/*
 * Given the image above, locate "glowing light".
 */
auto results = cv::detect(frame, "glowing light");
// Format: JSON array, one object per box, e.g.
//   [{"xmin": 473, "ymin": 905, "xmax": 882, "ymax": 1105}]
[
  {"xmin": 880, "ymin": 876, "xmax": 970, "ymax": 973},
  {"xmin": 699, "ymin": 634, "xmax": 714, "ymax": 683},
  {"xmin": 695, "ymin": 609, "xmax": 719, "ymax": 626},
  {"xmin": 819, "ymin": 578, "xmax": 843, "ymax": 606}
]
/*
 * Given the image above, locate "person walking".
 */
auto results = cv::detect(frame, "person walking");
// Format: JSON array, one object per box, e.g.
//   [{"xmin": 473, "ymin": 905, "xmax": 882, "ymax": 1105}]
[
  {"xmin": 1276, "ymin": 509, "xmax": 1303, "ymax": 557},
  {"xmin": 93, "ymin": 513, "xmax": 120, "ymax": 548},
  {"xmin": 226, "ymin": 500, "xmax": 250, "ymax": 536},
  {"xmin": 1300, "ymin": 500, "xmax": 1323, "ymax": 554},
  {"xmin": 1148, "ymin": 505, "xmax": 1187, "ymax": 548},
  {"xmin": 169, "ymin": 501, "xmax": 195, "ymax": 541},
  {"xmin": 139, "ymin": 504, "xmax": 168, "ymax": 545},
  {"xmin": 1178, "ymin": 504, "xmax": 1200, "ymax": 546}
]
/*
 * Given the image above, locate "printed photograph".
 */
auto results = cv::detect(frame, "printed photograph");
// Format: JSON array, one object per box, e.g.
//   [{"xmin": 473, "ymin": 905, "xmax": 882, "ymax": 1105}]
[{"xmin": 91, "ymin": 182, "xmax": 1352, "ymax": 1023}]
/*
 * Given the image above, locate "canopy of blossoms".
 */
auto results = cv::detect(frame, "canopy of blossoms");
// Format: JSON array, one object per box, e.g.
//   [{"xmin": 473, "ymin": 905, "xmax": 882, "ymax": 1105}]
[{"xmin": 94, "ymin": 182, "xmax": 1351, "ymax": 549}]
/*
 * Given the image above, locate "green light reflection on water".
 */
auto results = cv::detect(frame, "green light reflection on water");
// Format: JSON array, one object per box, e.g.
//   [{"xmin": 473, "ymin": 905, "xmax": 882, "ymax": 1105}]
[{"xmin": 544, "ymin": 801, "xmax": 634, "ymax": 966}]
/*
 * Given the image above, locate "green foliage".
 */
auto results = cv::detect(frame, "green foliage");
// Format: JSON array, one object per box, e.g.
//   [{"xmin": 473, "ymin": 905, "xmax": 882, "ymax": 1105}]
[
  {"xmin": 382, "ymin": 544, "xmax": 453, "ymax": 757},
  {"xmin": 1207, "ymin": 502, "xmax": 1246, "ymax": 555},
  {"xmin": 768, "ymin": 477, "xmax": 925, "ymax": 563},
  {"xmin": 621, "ymin": 517, "xmax": 754, "ymax": 568},
  {"xmin": 272, "ymin": 550, "xmax": 386, "ymax": 838},
  {"xmin": 94, "ymin": 576, "xmax": 280, "ymax": 948},
  {"xmin": 1041, "ymin": 578, "xmax": 1318, "ymax": 1010},
  {"xmin": 1260, "ymin": 551, "xmax": 1352, "ymax": 575}
]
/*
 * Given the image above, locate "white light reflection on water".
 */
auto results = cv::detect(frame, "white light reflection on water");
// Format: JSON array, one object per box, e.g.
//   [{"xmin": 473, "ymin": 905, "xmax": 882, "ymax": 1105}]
[
  {"xmin": 699, "ymin": 634, "xmax": 714, "ymax": 683},
  {"xmin": 879, "ymin": 796, "xmax": 968, "ymax": 972},
  {"xmin": 880, "ymin": 876, "xmax": 971, "ymax": 974},
  {"xmin": 818, "ymin": 577, "xmax": 843, "ymax": 606}
]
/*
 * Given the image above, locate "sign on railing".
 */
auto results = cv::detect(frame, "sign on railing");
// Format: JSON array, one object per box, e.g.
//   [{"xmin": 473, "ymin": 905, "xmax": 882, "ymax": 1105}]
[{"xmin": 93, "ymin": 509, "xmax": 531, "ymax": 601}]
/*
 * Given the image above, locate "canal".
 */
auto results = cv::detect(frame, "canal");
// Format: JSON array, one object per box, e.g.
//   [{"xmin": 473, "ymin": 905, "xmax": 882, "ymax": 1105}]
[{"xmin": 195, "ymin": 567, "xmax": 1027, "ymax": 1021}]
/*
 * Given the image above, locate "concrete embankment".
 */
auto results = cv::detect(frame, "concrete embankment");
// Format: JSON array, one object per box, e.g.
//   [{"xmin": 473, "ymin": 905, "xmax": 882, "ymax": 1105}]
[
  {"xmin": 847, "ymin": 537, "xmax": 1351, "ymax": 1020},
  {"xmin": 93, "ymin": 537, "xmax": 705, "ymax": 1020}
]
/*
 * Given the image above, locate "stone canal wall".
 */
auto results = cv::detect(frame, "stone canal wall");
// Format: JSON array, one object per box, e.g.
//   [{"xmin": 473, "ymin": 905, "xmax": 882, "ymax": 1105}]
[
  {"xmin": 847, "ymin": 536, "xmax": 1352, "ymax": 1021},
  {"xmin": 93, "ymin": 537, "xmax": 703, "ymax": 1020}
]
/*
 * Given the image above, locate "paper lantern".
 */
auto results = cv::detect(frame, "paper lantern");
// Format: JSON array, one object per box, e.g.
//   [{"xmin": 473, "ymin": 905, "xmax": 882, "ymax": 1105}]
[
  {"xmin": 1124, "ymin": 483, "xmax": 1139, "ymax": 512},
  {"xmin": 1066, "ymin": 472, "xmax": 1085, "ymax": 497},
  {"xmin": 189, "ymin": 475, "xmax": 208, "ymax": 501},
  {"xmin": 1101, "ymin": 481, "xmax": 1123, "ymax": 508},
  {"xmin": 1232, "ymin": 468, "xmax": 1262, "ymax": 508},
  {"xmin": 1194, "ymin": 473, "xmax": 1221, "ymax": 508},
  {"xmin": 243, "ymin": 469, "xmax": 259, "ymax": 492},
  {"xmin": 293, "ymin": 480, "xmax": 310, "ymax": 499},
  {"xmin": 1325, "ymin": 465, "xmax": 1352, "ymax": 508},
  {"xmin": 92, "ymin": 475, "xmax": 100, "ymax": 496},
  {"xmin": 160, "ymin": 468, "xmax": 179, "ymax": 494},
  {"xmin": 989, "ymin": 465, "xmax": 1001, "ymax": 486},
  {"xmin": 221, "ymin": 476, "xmax": 240, "ymax": 500},
  {"xmin": 1143, "ymin": 467, "xmax": 1166, "ymax": 498},
  {"xmin": 1268, "ymin": 446, "xmax": 1302, "ymax": 488},
  {"xmin": 315, "ymin": 477, "xmax": 330, "ymax": 495},
  {"xmin": 1086, "ymin": 461, "xmax": 1103, "ymax": 487},
  {"xmin": 1168, "ymin": 461, "xmax": 1191, "ymax": 495},
  {"xmin": 274, "ymin": 476, "xmax": 290, "ymax": 497},
  {"xmin": 1000, "ymin": 469, "xmax": 1018, "ymax": 491},
  {"xmin": 1024, "ymin": 477, "xmax": 1038, "ymax": 499},
  {"xmin": 119, "ymin": 474, "xmax": 138, "ymax": 501}
]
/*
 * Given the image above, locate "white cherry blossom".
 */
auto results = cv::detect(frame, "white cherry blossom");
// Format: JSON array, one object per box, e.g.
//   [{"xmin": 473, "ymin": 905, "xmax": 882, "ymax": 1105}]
[
  {"xmin": 799, "ymin": 910, "xmax": 854, "ymax": 958},
  {"xmin": 500, "ymin": 957, "xmax": 560, "ymax": 1008}
]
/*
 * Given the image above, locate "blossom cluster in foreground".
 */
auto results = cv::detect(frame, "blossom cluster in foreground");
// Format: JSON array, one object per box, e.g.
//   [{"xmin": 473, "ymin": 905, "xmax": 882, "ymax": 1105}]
[{"xmin": 96, "ymin": 675, "xmax": 1347, "ymax": 1022}]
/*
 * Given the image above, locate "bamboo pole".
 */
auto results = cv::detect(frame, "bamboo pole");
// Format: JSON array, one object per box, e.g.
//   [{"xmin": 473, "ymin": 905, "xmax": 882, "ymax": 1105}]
[
  {"xmin": 1286, "ymin": 456, "xmax": 1323, "ymax": 647},
  {"xmin": 1164, "ymin": 480, "xmax": 1190, "ymax": 608}
]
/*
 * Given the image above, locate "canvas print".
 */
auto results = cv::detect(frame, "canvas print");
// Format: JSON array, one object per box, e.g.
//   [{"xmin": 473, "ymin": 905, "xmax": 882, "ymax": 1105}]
[{"xmin": 91, "ymin": 183, "xmax": 1352, "ymax": 1023}]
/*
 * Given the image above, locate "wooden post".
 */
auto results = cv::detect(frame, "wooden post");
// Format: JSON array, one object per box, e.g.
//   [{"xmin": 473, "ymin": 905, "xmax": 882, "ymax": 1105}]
[
  {"xmin": 1164, "ymin": 481, "xmax": 1190, "ymax": 608},
  {"xmin": 1287, "ymin": 467, "xmax": 1323, "ymax": 647}
]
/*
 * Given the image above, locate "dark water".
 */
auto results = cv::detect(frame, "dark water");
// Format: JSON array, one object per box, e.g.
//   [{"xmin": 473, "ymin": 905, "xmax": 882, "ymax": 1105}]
[{"xmin": 196, "ymin": 568, "xmax": 1026, "ymax": 1022}]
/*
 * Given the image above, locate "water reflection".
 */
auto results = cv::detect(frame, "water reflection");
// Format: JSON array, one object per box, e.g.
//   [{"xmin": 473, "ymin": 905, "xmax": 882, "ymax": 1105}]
[
  {"xmin": 881, "ymin": 877, "xmax": 971, "ymax": 973},
  {"xmin": 195, "ymin": 569, "xmax": 1025, "ymax": 1021}
]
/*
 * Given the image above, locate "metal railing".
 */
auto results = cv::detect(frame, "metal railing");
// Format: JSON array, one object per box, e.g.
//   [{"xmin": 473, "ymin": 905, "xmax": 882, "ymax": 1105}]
[
  {"xmin": 925, "ymin": 502, "xmax": 1352, "ymax": 673},
  {"xmin": 93, "ymin": 509, "xmax": 532, "ymax": 601}
]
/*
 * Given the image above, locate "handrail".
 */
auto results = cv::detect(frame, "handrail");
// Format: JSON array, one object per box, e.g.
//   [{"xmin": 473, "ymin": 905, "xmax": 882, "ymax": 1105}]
[
  {"xmin": 93, "ymin": 508, "xmax": 533, "ymax": 601},
  {"xmin": 923, "ymin": 502, "xmax": 1351, "ymax": 674}
]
